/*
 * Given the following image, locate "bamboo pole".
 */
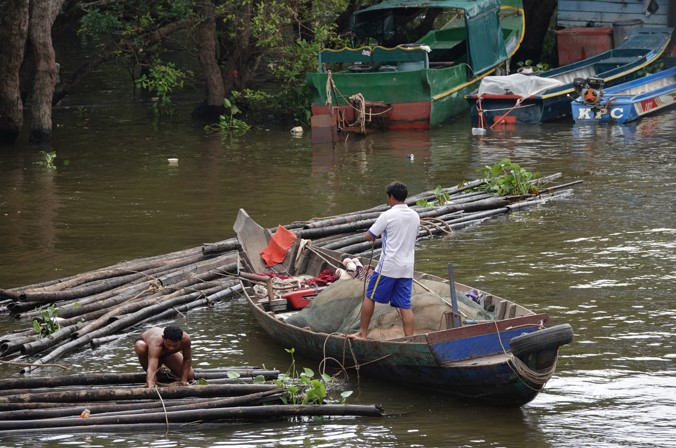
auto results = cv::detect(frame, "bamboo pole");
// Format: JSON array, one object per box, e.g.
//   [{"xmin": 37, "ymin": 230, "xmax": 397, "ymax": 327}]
[
  {"xmin": 0, "ymin": 383, "xmax": 283, "ymax": 404},
  {"xmin": 0, "ymin": 404, "xmax": 383, "ymax": 430},
  {"xmin": 0, "ymin": 389, "xmax": 283, "ymax": 420},
  {"xmin": 0, "ymin": 367, "xmax": 280, "ymax": 390}
]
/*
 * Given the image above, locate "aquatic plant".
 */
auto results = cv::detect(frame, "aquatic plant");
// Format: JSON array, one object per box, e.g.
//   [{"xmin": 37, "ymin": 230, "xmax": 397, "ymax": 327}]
[
  {"xmin": 204, "ymin": 97, "xmax": 251, "ymax": 134},
  {"xmin": 32, "ymin": 305, "xmax": 60, "ymax": 338},
  {"xmin": 476, "ymin": 158, "xmax": 540, "ymax": 196},
  {"xmin": 416, "ymin": 185, "xmax": 451, "ymax": 207},
  {"xmin": 272, "ymin": 347, "xmax": 352, "ymax": 405},
  {"xmin": 36, "ymin": 151, "xmax": 57, "ymax": 170}
]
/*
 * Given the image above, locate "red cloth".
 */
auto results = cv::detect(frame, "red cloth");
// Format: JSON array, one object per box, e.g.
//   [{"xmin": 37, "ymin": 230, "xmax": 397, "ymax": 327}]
[
  {"xmin": 303, "ymin": 269, "xmax": 336, "ymax": 286},
  {"xmin": 260, "ymin": 225, "xmax": 298, "ymax": 267}
]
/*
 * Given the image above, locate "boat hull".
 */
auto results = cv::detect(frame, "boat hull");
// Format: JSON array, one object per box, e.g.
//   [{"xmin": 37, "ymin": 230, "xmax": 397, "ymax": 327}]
[
  {"xmin": 571, "ymin": 66, "xmax": 676, "ymax": 123},
  {"xmin": 234, "ymin": 209, "xmax": 573, "ymax": 407},
  {"xmin": 247, "ymin": 293, "xmax": 554, "ymax": 406},
  {"xmin": 307, "ymin": 67, "xmax": 478, "ymax": 131},
  {"xmin": 467, "ymin": 27, "xmax": 673, "ymax": 125}
]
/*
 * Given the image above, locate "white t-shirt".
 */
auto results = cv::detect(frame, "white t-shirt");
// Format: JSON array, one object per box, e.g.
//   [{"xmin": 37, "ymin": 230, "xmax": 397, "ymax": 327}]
[{"xmin": 368, "ymin": 204, "xmax": 420, "ymax": 278}]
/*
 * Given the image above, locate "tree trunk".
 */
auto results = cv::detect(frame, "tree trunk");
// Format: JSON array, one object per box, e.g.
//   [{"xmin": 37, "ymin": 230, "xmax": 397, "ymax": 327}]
[
  {"xmin": 512, "ymin": 0, "xmax": 557, "ymax": 69},
  {"xmin": 0, "ymin": 0, "xmax": 30, "ymax": 145},
  {"xmin": 28, "ymin": 0, "xmax": 65, "ymax": 146},
  {"xmin": 192, "ymin": 0, "xmax": 226, "ymax": 121}
]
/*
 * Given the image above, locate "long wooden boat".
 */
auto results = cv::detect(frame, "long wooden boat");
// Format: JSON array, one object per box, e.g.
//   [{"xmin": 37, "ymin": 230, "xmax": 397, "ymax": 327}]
[
  {"xmin": 234, "ymin": 209, "xmax": 573, "ymax": 407},
  {"xmin": 466, "ymin": 27, "xmax": 673, "ymax": 126},
  {"xmin": 570, "ymin": 66, "xmax": 676, "ymax": 124},
  {"xmin": 306, "ymin": 0, "xmax": 524, "ymax": 140}
]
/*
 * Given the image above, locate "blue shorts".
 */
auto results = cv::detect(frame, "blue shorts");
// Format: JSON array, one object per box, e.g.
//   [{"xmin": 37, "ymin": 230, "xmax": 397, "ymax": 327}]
[{"xmin": 366, "ymin": 273, "xmax": 412, "ymax": 310}]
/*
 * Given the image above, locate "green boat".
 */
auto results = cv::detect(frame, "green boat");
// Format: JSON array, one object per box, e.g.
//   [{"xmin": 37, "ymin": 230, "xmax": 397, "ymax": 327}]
[{"xmin": 307, "ymin": 0, "xmax": 524, "ymax": 139}]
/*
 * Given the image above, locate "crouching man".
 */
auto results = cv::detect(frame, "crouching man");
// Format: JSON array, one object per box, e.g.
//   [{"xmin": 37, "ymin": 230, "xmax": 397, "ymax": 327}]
[{"xmin": 134, "ymin": 325, "xmax": 194, "ymax": 388}]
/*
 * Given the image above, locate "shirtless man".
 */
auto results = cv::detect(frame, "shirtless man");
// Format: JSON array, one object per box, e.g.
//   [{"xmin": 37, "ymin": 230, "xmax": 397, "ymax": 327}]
[{"xmin": 134, "ymin": 325, "xmax": 194, "ymax": 388}]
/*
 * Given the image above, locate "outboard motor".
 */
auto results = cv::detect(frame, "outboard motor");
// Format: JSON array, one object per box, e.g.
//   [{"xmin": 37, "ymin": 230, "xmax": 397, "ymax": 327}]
[{"xmin": 573, "ymin": 77, "xmax": 605, "ymax": 105}]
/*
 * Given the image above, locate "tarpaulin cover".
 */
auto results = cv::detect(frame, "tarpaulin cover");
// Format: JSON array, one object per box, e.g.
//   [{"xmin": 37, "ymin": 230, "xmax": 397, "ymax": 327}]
[
  {"xmin": 477, "ymin": 73, "xmax": 565, "ymax": 98},
  {"xmin": 260, "ymin": 225, "xmax": 298, "ymax": 267}
]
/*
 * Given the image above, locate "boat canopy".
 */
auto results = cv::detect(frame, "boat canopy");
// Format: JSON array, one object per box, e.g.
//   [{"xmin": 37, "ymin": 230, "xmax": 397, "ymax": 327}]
[{"xmin": 351, "ymin": 0, "xmax": 508, "ymax": 75}]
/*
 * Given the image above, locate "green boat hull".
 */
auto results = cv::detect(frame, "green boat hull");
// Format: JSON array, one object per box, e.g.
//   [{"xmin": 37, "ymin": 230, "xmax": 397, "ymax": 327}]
[{"xmin": 307, "ymin": 0, "xmax": 525, "ymax": 135}]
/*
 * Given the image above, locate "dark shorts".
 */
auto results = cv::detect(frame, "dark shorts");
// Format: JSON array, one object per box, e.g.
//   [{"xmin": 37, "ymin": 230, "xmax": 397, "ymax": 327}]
[{"xmin": 366, "ymin": 273, "xmax": 412, "ymax": 309}]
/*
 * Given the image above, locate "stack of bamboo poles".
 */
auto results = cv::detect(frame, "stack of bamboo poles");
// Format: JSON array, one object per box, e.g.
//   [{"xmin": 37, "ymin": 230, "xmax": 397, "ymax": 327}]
[
  {"xmin": 0, "ymin": 369, "xmax": 383, "ymax": 433},
  {"xmin": 0, "ymin": 175, "xmax": 580, "ymax": 375}
]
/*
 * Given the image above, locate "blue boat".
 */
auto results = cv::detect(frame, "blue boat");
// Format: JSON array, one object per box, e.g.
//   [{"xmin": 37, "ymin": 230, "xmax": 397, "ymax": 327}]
[
  {"xmin": 571, "ymin": 66, "xmax": 676, "ymax": 123},
  {"xmin": 466, "ymin": 27, "xmax": 672, "ymax": 126},
  {"xmin": 234, "ymin": 209, "xmax": 574, "ymax": 407}
]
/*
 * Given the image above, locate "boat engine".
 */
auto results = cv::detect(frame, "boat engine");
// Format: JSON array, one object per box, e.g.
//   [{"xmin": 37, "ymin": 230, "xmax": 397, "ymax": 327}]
[{"xmin": 573, "ymin": 77, "xmax": 605, "ymax": 105}]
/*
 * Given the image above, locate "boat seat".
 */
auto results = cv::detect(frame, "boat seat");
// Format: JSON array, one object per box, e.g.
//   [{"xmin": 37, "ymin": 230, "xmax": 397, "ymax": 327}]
[{"xmin": 494, "ymin": 300, "xmax": 508, "ymax": 320}]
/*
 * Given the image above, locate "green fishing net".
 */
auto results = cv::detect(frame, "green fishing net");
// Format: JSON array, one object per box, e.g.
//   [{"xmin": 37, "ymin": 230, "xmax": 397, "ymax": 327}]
[{"xmin": 285, "ymin": 276, "xmax": 493, "ymax": 340}]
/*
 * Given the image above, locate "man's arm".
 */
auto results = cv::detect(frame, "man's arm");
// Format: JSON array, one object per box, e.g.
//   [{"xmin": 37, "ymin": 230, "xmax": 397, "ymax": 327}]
[
  {"xmin": 180, "ymin": 339, "xmax": 192, "ymax": 385},
  {"xmin": 364, "ymin": 230, "xmax": 376, "ymax": 241},
  {"xmin": 145, "ymin": 347, "xmax": 160, "ymax": 388}
]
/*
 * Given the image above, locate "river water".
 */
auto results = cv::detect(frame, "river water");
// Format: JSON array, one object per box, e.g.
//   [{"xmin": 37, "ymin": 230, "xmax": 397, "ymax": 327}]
[{"xmin": 0, "ymin": 91, "xmax": 674, "ymax": 447}]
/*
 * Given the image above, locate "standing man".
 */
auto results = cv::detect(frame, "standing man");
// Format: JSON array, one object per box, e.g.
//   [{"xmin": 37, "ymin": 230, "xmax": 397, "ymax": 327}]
[
  {"xmin": 134, "ymin": 325, "xmax": 194, "ymax": 388},
  {"xmin": 350, "ymin": 181, "xmax": 420, "ymax": 339}
]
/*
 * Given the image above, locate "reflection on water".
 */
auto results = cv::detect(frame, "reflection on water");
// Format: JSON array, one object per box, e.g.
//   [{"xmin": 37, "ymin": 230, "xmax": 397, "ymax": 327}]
[{"xmin": 0, "ymin": 106, "xmax": 674, "ymax": 447}]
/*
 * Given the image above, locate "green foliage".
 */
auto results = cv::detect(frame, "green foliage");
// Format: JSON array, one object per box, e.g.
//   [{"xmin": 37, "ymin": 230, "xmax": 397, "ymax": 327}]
[
  {"xmin": 135, "ymin": 62, "xmax": 188, "ymax": 117},
  {"xmin": 416, "ymin": 185, "xmax": 451, "ymax": 207},
  {"xmin": 267, "ymin": 22, "xmax": 347, "ymax": 125},
  {"xmin": 516, "ymin": 60, "xmax": 550, "ymax": 74},
  {"xmin": 78, "ymin": 9, "xmax": 123, "ymax": 42},
  {"xmin": 204, "ymin": 98, "xmax": 251, "ymax": 134},
  {"xmin": 272, "ymin": 347, "xmax": 349, "ymax": 405},
  {"xmin": 36, "ymin": 151, "xmax": 57, "ymax": 170},
  {"xmin": 32, "ymin": 305, "xmax": 60, "ymax": 338},
  {"xmin": 476, "ymin": 158, "xmax": 540, "ymax": 196}
]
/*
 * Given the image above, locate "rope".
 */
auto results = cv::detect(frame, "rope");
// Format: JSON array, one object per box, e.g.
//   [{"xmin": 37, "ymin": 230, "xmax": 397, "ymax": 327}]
[
  {"xmin": 349, "ymin": 93, "xmax": 367, "ymax": 134},
  {"xmin": 490, "ymin": 97, "xmax": 525, "ymax": 129},
  {"xmin": 325, "ymin": 71, "xmax": 334, "ymax": 106},
  {"xmin": 419, "ymin": 217, "xmax": 453, "ymax": 236},
  {"xmin": 492, "ymin": 320, "xmax": 558, "ymax": 390},
  {"xmin": 323, "ymin": 72, "xmax": 391, "ymax": 132},
  {"xmin": 477, "ymin": 97, "xmax": 485, "ymax": 129},
  {"xmin": 154, "ymin": 385, "xmax": 170, "ymax": 434}
]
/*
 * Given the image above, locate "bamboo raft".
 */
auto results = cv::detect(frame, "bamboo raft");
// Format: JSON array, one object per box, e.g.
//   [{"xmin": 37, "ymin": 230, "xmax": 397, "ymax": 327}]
[
  {"xmin": 0, "ymin": 175, "xmax": 580, "ymax": 375},
  {"xmin": 0, "ymin": 368, "xmax": 383, "ymax": 433},
  {"xmin": 0, "ymin": 176, "xmax": 578, "ymax": 431}
]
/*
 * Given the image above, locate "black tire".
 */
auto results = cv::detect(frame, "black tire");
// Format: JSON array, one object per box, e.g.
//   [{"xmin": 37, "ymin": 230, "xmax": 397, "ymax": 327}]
[{"xmin": 509, "ymin": 324, "xmax": 574, "ymax": 358}]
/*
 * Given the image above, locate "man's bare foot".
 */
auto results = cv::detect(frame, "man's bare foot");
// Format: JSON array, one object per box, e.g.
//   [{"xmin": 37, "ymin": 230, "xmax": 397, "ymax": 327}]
[{"xmin": 347, "ymin": 332, "xmax": 367, "ymax": 340}]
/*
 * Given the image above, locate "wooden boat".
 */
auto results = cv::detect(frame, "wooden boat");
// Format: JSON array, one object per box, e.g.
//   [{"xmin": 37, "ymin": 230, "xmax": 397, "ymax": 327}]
[
  {"xmin": 570, "ymin": 66, "xmax": 676, "ymax": 123},
  {"xmin": 466, "ymin": 27, "xmax": 673, "ymax": 126},
  {"xmin": 306, "ymin": 0, "xmax": 525, "ymax": 140},
  {"xmin": 233, "ymin": 209, "xmax": 574, "ymax": 407}
]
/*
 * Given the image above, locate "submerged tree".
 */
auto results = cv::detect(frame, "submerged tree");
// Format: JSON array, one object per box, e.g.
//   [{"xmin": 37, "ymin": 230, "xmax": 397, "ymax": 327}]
[
  {"xmin": 0, "ymin": 0, "xmax": 379, "ymax": 145},
  {"xmin": 0, "ymin": 0, "xmax": 29, "ymax": 145}
]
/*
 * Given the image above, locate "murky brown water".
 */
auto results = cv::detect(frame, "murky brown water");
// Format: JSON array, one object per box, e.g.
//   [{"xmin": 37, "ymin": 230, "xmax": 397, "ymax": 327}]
[{"xmin": 0, "ymin": 92, "xmax": 674, "ymax": 447}]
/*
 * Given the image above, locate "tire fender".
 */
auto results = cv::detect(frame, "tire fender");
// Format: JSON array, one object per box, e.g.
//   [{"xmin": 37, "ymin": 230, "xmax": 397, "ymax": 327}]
[{"xmin": 509, "ymin": 323, "xmax": 574, "ymax": 358}]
